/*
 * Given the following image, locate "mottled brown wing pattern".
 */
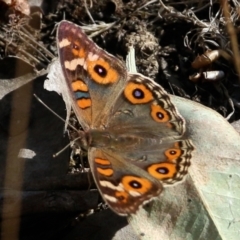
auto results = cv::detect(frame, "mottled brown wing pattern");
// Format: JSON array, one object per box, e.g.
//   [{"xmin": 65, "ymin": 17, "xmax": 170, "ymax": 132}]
[
  {"xmin": 57, "ymin": 20, "xmax": 127, "ymax": 129},
  {"xmin": 57, "ymin": 20, "xmax": 194, "ymax": 216},
  {"xmin": 88, "ymin": 148, "xmax": 163, "ymax": 215}
]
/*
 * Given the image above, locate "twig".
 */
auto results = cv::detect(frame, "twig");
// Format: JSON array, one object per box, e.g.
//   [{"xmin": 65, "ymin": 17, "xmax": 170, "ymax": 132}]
[
  {"xmin": 84, "ymin": 0, "xmax": 95, "ymax": 24},
  {"xmin": 20, "ymin": 26, "xmax": 55, "ymax": 59},
  {"xmin": 220, "ymin": 0, "xmax": 240, "ymax": 81}
]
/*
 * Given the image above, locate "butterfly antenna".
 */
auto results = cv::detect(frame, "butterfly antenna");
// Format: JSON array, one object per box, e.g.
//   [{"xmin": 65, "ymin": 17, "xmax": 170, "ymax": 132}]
[
  {"xmin": 53, "ymin": 136, "xmax": 82, "ymax": 158},
  {"xmin": 34, "ymin": 94, "xmax": 83, "ymax": 158},
  {"xmin": 53, "ymin": 142, "xmax": 71, "ymax": 158},
  {"xmin": 33, "ymin": 93, "xmax": 78, "ymax": 132}
]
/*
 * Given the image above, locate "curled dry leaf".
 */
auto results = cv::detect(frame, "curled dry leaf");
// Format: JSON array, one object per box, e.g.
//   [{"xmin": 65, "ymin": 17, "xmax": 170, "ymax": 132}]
[
  {"xmin": 191, "ymin": 50, "xmax": 232, "ymax": 69},
  {"xmin": 189, "ymin": 70, "xmax": 225, "ymax": 83},
  {"xmin": 202, "ymin": 70, "xmax": 225, "ymax": 81}
]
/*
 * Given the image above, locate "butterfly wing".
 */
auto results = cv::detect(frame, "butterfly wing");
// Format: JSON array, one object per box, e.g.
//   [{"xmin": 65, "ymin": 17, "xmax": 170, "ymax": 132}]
[
  {"xmin": 105, "ymin": 73, "xmax": 194, "ymax": 185},
  {"xmin": 57, "ymin": 20, "xmax": 194, "ymax": 215},
  {"xmin": 57, "ymin": 20, "xmax": 127, "ymax": 129},
  {"xmin": 87, "ymin": 74, "xmax": 194, "ymax": 214},
  {"xmin": 108, "ymin": 73, "xmax": 186, "ymax": 137},
  {"xmin": 88, "ymin": 148, "xmax": 163, "ymax": 216}
]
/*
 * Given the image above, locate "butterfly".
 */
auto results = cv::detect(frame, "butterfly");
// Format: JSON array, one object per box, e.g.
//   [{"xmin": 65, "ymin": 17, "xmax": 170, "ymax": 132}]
[{"xmin": 56, "ymin": 20, "xmax": 194, "ymax": 216}]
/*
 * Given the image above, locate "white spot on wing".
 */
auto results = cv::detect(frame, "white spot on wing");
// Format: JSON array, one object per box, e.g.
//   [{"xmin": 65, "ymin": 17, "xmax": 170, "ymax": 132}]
[
  {"xmin": 103, "ymin": 194, "xmax": 118, "ymax": 203},
  {"xmin": 59, "ymin": 39, "xmax": 71, "ymax": 48},
  {"xmin": 83, "ymin": 61, "xmax": 88, "ymax": 70},
  {"xmin": 64, "ymin": 58, "xmax": 85, "ymax": 70},
  {"xmin": 129, "ymin": 190, "xmax": 141, "ymax": 197},
  {"xmin": 87, "ymin": 52, "xmax": 99, "ymax": 61},
  {"xmin": 99, "ymin": 180, "xmax": 124, "ymax": 192}
]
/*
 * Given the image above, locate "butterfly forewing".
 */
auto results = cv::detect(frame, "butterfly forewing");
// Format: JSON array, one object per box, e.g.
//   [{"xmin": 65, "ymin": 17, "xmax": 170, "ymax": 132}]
[
  {"xmin": 107, "ymin": 73, "xmax": 186, "ymax": 138},
  {"xmin": 57, "ymin": 21, "xmax": 127, "ymax": 129}
]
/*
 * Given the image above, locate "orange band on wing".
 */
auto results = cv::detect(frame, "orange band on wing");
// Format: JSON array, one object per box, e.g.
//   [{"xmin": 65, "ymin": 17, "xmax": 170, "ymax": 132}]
[
  {"xmin": 77, "ymin": 98, "xmax": 91, "ymax": 109},
  {"xmin": 72, "ymin": 80, "xmax": 88, "ymax": 92},
  {"xmin": 124, "ymin": 82, "xmax": 153, "ymax": 104},
  {"xmin": 95, "ymin": 158, "xmax": 111, "ymax": 166},
  {"xmin": 97, "ymin": 168, "xmax": 113, "ymax": 177}
]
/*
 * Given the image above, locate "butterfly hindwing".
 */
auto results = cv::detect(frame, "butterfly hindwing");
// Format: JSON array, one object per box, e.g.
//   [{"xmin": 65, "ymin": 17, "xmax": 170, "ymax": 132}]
[{"xmin": 88, "ymin": 148, "xmax": 162, "ymax": 215}]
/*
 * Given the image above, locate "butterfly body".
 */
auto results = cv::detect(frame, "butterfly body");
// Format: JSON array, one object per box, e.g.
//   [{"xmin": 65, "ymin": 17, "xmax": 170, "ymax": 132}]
[{"xmin": 57, "ymin": 21, "xmax": 194, "ymax": 216}]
